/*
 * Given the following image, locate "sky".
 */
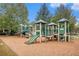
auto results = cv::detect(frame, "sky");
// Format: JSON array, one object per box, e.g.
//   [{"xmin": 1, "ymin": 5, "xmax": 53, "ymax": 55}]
[{"xmin": 26, "ymin": 3, "xmax": 79, "ymax": 23}]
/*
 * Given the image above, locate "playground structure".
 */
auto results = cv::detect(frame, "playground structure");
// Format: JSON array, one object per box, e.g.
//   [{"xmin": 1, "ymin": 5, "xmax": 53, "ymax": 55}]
[
  {"xmin": 35, "ymin": 20, "xmax": 47, "ymax": 43},
  {"xmin": 58, "ymin": 18, "xmax": 70, "ymax": 42},
  {"xmin": 20, "ymin": 18, "xmax": 71, "ymax": 44},
  {"xmin": 20, "ymin": 24, "xmax": 33, "ymax": 37},
  {"xmin": 47, "ymin": 22, "xmax": 58, "ymax": 40}
]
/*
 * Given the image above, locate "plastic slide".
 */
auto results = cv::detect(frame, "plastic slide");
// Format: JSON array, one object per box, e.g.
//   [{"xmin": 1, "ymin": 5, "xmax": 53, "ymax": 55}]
[{"xmin": 27, "ymin": 34, "xmax": 39, "ymax": 44}]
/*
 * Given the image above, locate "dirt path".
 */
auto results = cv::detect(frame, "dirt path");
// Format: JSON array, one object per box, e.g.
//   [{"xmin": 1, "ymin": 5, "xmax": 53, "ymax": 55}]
[{"xmin": 0, "ymin": 35, "xmax": 79, "ymax": 56}]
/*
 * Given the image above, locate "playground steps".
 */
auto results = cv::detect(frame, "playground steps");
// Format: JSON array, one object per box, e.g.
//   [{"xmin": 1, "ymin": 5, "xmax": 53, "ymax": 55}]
[
  {"xmin": 36, "ymin": 36, "xmax": 47, "ymax": 42},
  {"xmin": 46, "ymin": 35, "xmax": 55, "ymax": 41}
]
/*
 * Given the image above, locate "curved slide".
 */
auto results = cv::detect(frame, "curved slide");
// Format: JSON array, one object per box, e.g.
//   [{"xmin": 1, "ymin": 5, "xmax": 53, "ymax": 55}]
[{"xmin": 27, "ymin": 34, "xmax": 39, "ymax": 44}]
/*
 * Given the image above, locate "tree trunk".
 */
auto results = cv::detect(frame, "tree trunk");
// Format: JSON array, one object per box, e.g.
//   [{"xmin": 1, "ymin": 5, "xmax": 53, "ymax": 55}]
[{"xmin": 2, "ymin": 28, "xmax": 5, "ymax": 33}]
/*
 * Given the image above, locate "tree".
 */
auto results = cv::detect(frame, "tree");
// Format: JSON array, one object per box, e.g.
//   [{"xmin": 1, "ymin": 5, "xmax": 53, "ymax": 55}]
[
  {"xmin": 76, "ymin": 23, "xmax": 79, "ymax": 33},
  {"xmin": 35, "ymin": 3, "xmax": 52, "ymax": 22},
  {"xmin": 0, "ymin": 3, "xmax": 28, "ymax": 35},
  {"xmin": 50, "ymin": 4, "xmax": 72, "ymax": 22},
  {"xmin": 50, "ymin": 4, "xmax": 76, "ymax": 32},
  {"xmin": 69, "ymin": 16, "xmax": 76, "ymax": 32},
  {"xmin": 16, "ymin": 3, "xmax": 29, "ymax": 25}
]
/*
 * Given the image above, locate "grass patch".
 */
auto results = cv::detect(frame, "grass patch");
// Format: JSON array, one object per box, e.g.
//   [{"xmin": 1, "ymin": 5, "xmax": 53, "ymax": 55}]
[{"xmin": 0, "ymin": 39, "xmax": 17, "ymax": 56}]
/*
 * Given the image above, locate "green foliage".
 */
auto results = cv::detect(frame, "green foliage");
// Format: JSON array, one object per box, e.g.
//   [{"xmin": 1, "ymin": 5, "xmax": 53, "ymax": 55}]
[
  {"xmin": 16, "ymin": 4, "xmax": 29, "ymax": 25},
  {"xmin": 35, "ymin": 3, "xmax": 52, "ymax": 22},
  {"xmin": 50, "ymin": 4, "xmax": 72, "ymax": 22},
  {"xmin": 0, "ymin": 3, "xmax": 28, "ymax": 35},
  {"xmin": 75, "ymin": 23, "xmax": 79, "ymax": 33},
  {"xmin": 69, "ymin": 16, "xmax": 76, "ymax": 32},
  {"xmin": 50, "ymin": 4, "xmax": 76, "ymax": 31}
]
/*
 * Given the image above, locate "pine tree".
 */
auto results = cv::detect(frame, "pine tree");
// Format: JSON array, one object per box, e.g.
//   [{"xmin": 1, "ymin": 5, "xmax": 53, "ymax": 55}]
[
  {"xmin": 51, "ymin": 4, "xmax": 72, "ymax": 22},
  {"xmin": 50, "ymin": 4, "xmax": 76, "ymax": 32},
  {"xmin": 35, "ymin": 3, "xmax": 52, "ymax": 22}
]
